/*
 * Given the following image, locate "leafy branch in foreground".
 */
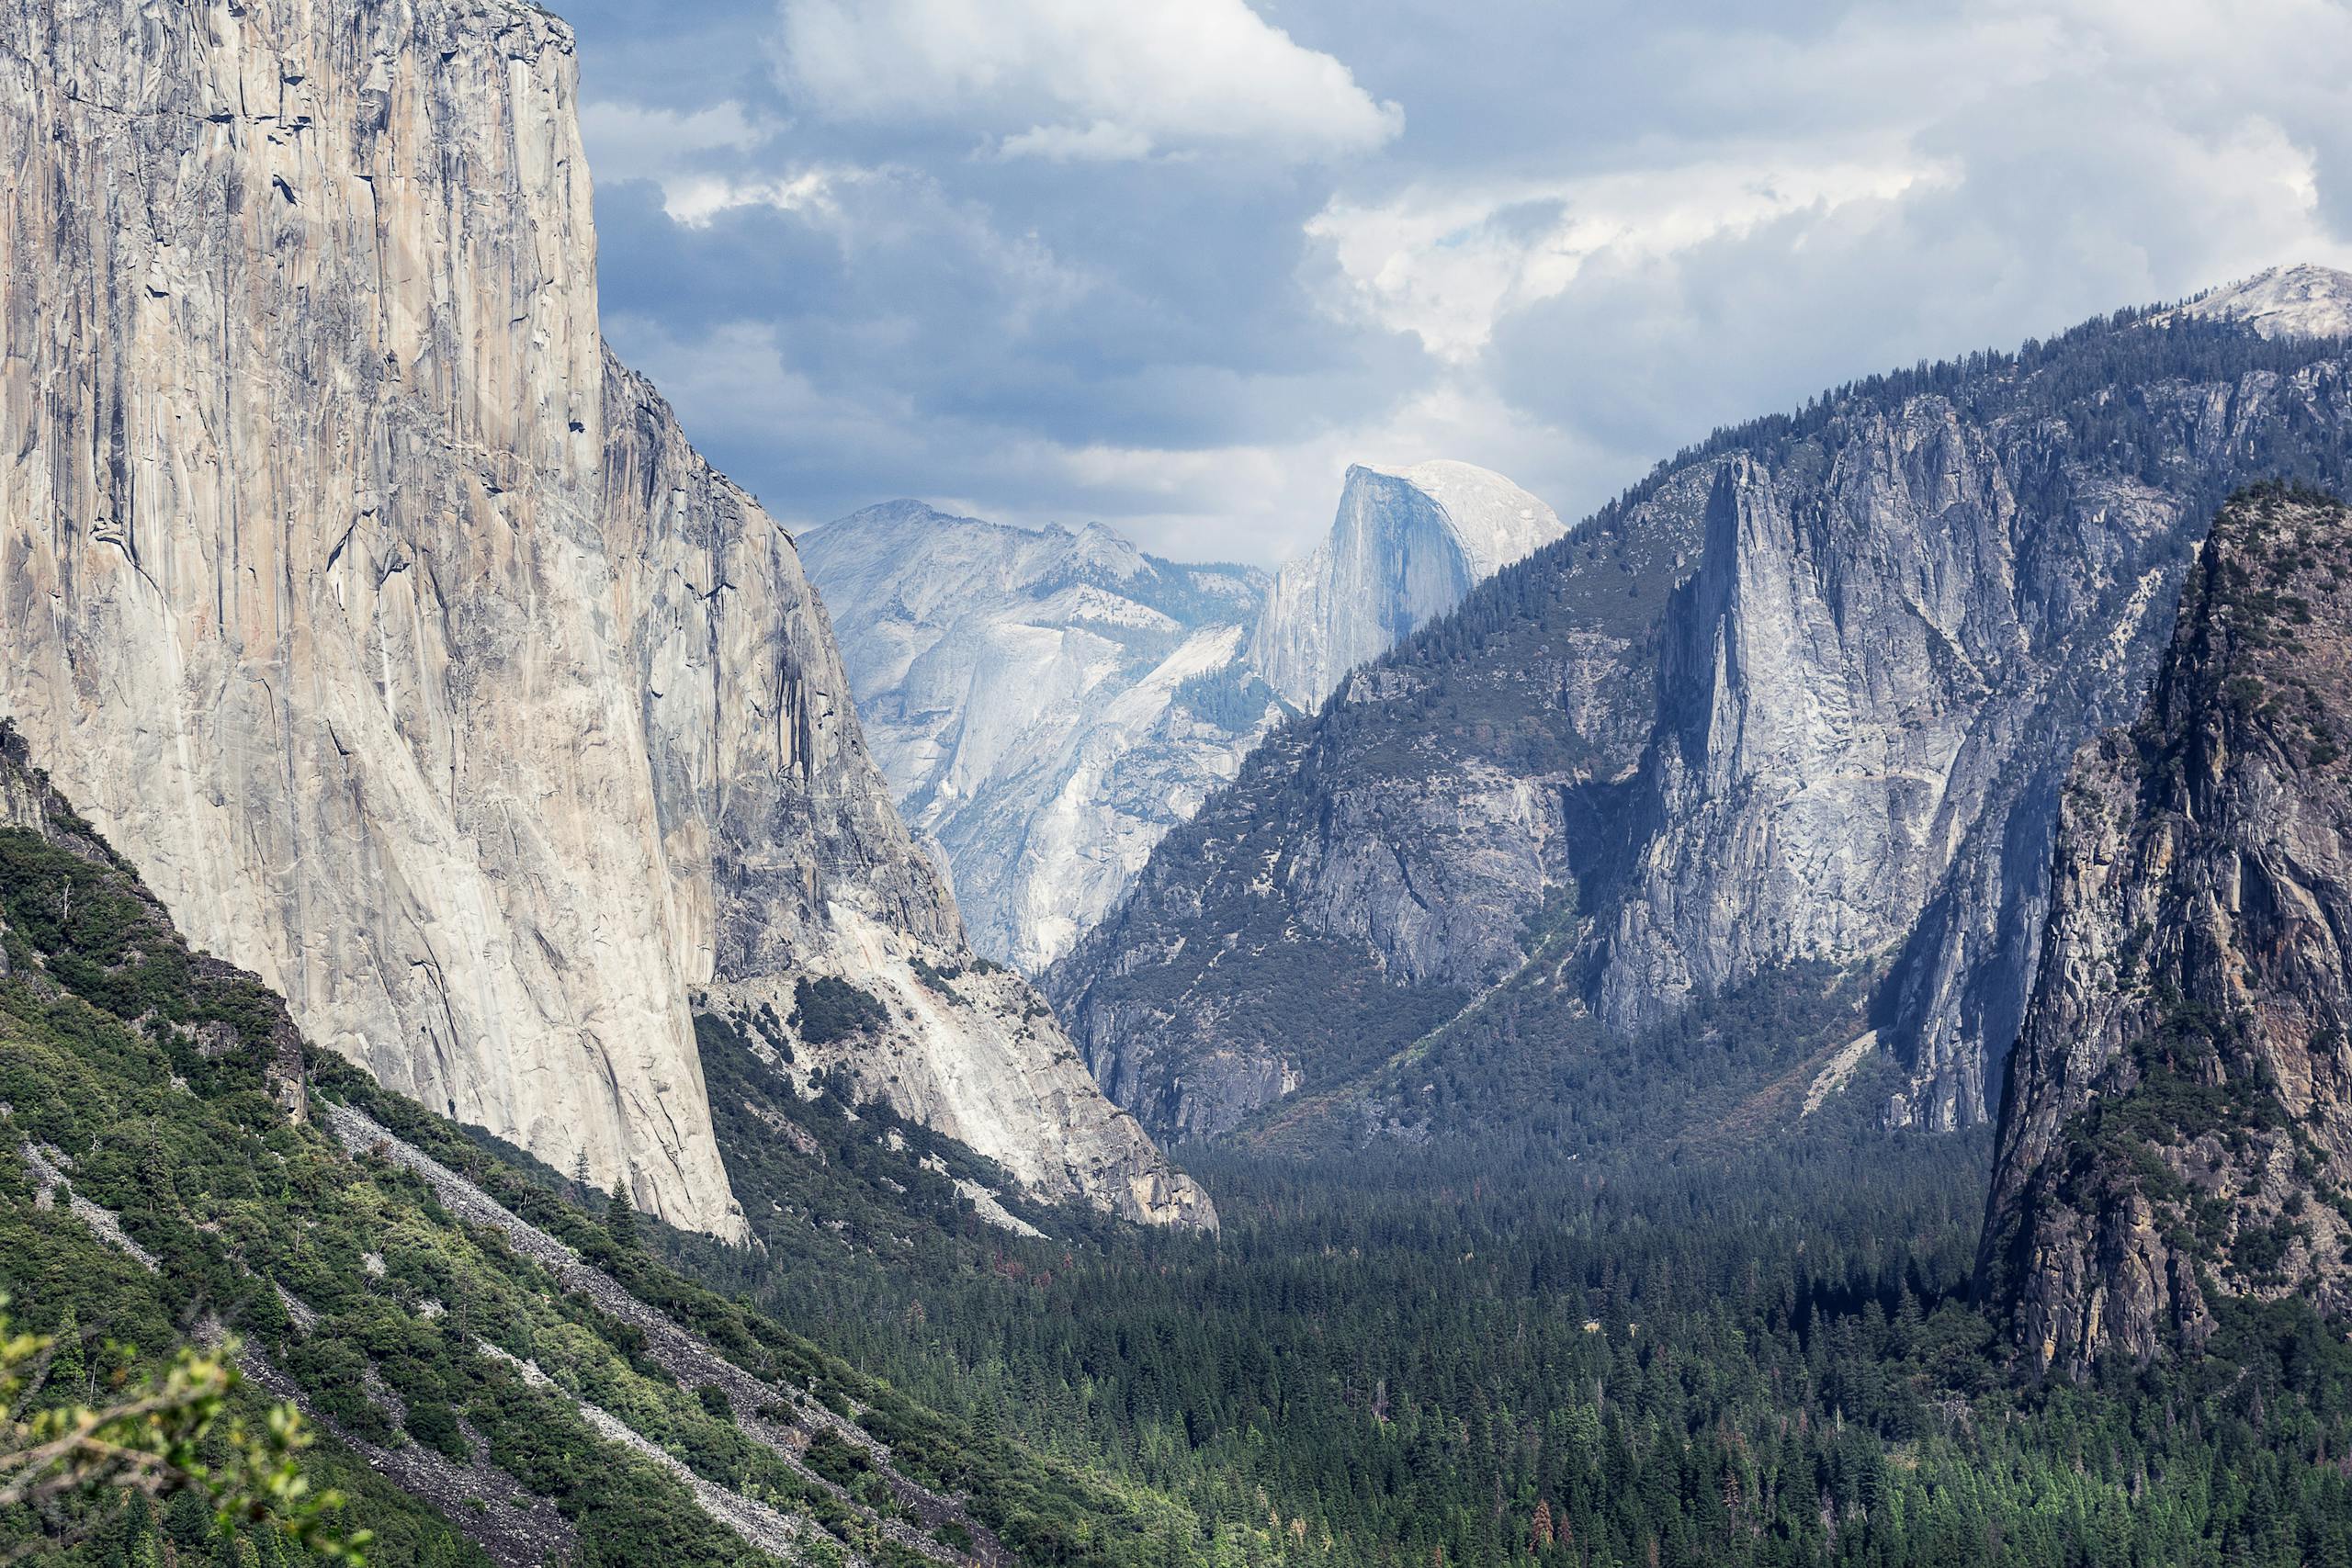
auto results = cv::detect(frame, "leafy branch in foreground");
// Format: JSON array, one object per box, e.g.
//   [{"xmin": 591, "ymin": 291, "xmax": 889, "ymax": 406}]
[{"xmin": 0, "ymin": 1298, "xmax": 367, "ymax": 1562}]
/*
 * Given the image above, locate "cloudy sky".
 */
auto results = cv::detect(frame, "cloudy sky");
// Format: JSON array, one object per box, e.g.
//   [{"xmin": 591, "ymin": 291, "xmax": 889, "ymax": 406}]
[{"xmin": 563, "ymin": 0, "xmax": 2352, "ymax": 566}]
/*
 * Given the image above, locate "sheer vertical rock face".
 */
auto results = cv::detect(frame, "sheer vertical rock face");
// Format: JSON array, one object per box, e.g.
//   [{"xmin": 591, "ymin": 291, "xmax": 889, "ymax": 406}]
[
  {"xmin": 0, "ymin": 0, "xmax": 740, "ymax": 1232},
  {"xmin": 599, "ymin": 369, "xmax": 966, "ymax": 980},
  {"xmin": 606, "ymin": 307, "xmax": 1225, "ymax": 1235},
  {"xmin": 1599, "ymin": 413, "xmax": 2199, "ymax": 1132},
  {"xmin": 1979, "ymin": 491, "xmax": 2352, "ymax": 1378},
  {"xmin": 1250, "ymin": 462, "xmax": 1566, "ymax": 712},
  {"xmin": 1051, "ymin": 288, "xmax": 2352, "ymax": 1145},
  {"xmin": 608, "ymin": 460, "xmax": 1216, "ymax": 1228},
  {"xmin": 0, "ymin": 0, "xmax": 1211, "ymax": 1234},
  {"xmin": 800, "ymin": 503, "xmax": 1276, "ymax": 974}
]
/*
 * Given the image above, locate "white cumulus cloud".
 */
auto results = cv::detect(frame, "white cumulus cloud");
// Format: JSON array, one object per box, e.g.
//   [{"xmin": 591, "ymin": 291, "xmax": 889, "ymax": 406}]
[
  {"xmin": 1306, "ymin": 154, "xmax": 1957, "ymax": 363},
  {"xmin": 774, "ymin": 0, "xmax": 1402, "ymax": 164}
]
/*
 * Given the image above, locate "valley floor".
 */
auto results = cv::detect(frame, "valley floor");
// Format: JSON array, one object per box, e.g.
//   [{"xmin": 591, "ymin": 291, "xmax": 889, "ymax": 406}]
[{"xmin": 669, "ymin": 1113, "xmax": 2352, "ymax": 1568}]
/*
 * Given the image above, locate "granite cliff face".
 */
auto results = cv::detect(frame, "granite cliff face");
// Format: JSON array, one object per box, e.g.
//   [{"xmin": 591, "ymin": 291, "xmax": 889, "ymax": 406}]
[
  {"xmin": 0, "ymin": 0, "xmax": 742, "ymax": 1230},
  {"xmin": 604, "ymin": 378, "xmax": 1214, "ymax": 1227},
  {"xmin": 1250, "ymin": 461, "xmax": 1566, "ymax": 711},
  {"xmin": 801, "ymin": 502, "xmax": 1278, "ymax": 974},
  {"xmin": 0, "ymin": 0, "xmax": 1207, "ymax": 1233},
  {"xmin": 1598, "ymin": 412, "xmax": 2199, "ymax": 1133},
  {"xmin": 1046, "ymin": 457, "xmax": 1707, "ymax": 1142},
  {"xmin": 1978, "ymin": 487, "xmax": 2352, "ymax": 1378},
  {"xmin": 1050, "ymin": 278, "xmax": 2352, "ymax": 1146},
  {"xmin": 2170, "ymin": 263, "xmax": 2352, "ymax": 340},
  {"xmin": 804, "ymin": 462, "xmax": 1562, "ymax": 979}
]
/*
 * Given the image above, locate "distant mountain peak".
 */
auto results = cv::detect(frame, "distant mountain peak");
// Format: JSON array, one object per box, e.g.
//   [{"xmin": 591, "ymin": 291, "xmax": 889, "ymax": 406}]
[
  {"xmin": 1355, "ymin": 459, "xmax": 1567, "ymax": 581},
  {"xmin": 1066, "ymin": 517, "xmax": 1150, "ymax": 578},
  {"xmin": 800, "ymin": 504, "xmax": 1283, "ymax": 972},
  {"xmin": 805, "ymin": 462, "xmax": 1556, "ymax": 972},
  {"xmin": 1250, "ymin": 460, "xmax": 1568, "ymax": 710},
  {"xmin": 2173, "ymin": 262, "xmax": 2352, "ymax": 339}
]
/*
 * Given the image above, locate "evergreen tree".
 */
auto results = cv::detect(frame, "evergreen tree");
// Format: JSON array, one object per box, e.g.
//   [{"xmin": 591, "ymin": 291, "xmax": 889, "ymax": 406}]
[
  {"xmin": 606, "ymin": 1178, "xmax": 639, "ymax": 1249},
  {"xmin": 45, "ymin": 1305, "xmax": 87, "ymax": 1407}
]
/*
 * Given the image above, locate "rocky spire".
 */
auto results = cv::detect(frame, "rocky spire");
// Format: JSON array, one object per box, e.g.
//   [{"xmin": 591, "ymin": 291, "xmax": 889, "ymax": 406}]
[{"xmin": 1979, "ymin": 484, "xmax": 2352, "ymax": 1377}]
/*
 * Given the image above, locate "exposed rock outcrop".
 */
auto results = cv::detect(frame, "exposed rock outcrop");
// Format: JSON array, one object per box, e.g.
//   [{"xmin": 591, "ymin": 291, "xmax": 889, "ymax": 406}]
[
  {"xmin": 2168, "ymin": 262, "xmax": 2352, "ymax": 340},
  {"xmin": 1599, "ymin": 411, "xmax": 2198, "ymax": 1132},
  {"xmin": 1050, "ymin": 277, "xmax": 2352, "ymax": 1145},
  {"xmin": 0, "ymin": 0, "xmax": 735, "ymax": 1223},
  {"xmin": 804, "ymin": 463, "xmax": 1563, "ymax": 979},
  {"xmin": 802, "ymin": 502, "xmax": 1278, "ymax": 973},
  {"xmin": 0, "ymin": 0, "xmax": 1207, "ymax": 1233},
  {"xmin": 1250, "ymin": 462, "xmax": 1566, "ymax": 711},
  {"xmin": 1977, "ymin": 486, "xmax": 2352, "ymax": 1378}
]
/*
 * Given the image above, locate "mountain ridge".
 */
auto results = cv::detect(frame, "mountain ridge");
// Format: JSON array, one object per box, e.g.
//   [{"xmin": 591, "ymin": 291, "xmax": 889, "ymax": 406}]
[
  {"xmin": 800, "ymin": 500, "xmax": 1279, "ymax": 975},
  {"xmin": 802, "ymin": 460, "xmax": 1566, "ymax": 976},
  {"xmin": 1046, "ymin": 274, "xmax": 2352, "ymax": 1148}
]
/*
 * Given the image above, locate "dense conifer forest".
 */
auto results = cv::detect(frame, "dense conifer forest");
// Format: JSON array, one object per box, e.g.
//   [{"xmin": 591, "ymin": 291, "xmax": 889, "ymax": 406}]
[{"xmin": 670, "ymin": 1071, "xmax": 2352, "ymax": 1567}]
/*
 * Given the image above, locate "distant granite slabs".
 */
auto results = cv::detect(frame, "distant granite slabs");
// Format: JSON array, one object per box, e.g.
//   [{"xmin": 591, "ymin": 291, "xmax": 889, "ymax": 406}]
[{"xmin": 801, "ymin": 462, "xmax": 1566, "ymax": 975}]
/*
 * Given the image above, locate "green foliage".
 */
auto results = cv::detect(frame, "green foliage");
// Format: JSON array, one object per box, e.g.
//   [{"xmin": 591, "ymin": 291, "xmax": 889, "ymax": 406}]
[
  {"xmin": 0, "ymin": 755, "xmax": 1125, "ymax": 1566},
  {"xmin": 0, "ymin": 814, "xmax": 776, "ymax": 1565},
  {"xmin": 792, "ymin": 977, "xmax": 890, "ymax": 1046},
  {"xmin": 1170, "ymin": 667, "xmax": 1288, "ymax": 732},
  {"xmin": 603, "ymin": 1181, "xmax": 639, "ymax": 1251},
  {"xmin": 682, "ymin": 1099, "xmax": 2352, "ymax": 1568},
  {"xmin": 0, "ymin": 1299, "xmax": 365, "ymax": 1562},
  {"xmin": 911, "ymin": 956, "xmax": 966, "ymax": 995}
]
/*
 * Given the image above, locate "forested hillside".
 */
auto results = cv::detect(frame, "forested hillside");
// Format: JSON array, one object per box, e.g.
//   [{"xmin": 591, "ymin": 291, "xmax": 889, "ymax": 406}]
[
  {"xmin": 668, "ymin": 502, "xmax": 2352, "ymax": 1557},
  {"xmin": 0, "ymin": 725, "xmax": 1191, "ymax": 1566},
  {"xmin": 676, "ymin": 1074, "xmax": 2352, "ymax": 1567}
]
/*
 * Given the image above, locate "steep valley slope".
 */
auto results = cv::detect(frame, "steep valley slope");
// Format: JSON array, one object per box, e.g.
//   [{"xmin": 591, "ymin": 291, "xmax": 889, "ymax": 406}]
[
  {"xmin": 1979, "ymin": 485, "xmax": 2352, "ymax": 1379},
  {"xmin": 1047, "ymin": 268, "xmax": 2352, "ymax": 1146},
  {"xmin": 0, "ymin": 721, "xmax": 1208, "ymax": 1567},
  {"xmin": 0, "ymin": 0, "xmax": 1204, "ymax": 1232}
]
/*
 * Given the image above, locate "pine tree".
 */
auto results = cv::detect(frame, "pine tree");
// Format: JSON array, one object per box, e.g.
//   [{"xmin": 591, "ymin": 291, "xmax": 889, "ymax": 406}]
[
  {"xmin": 606, "ymin": 1178, "xmax": 639, "ymax": 1248},
  {"xmin": 126, "ymin": 1498, "xmax": 163, "ymax": 1568},
  {"xmin": 46, "ymin": 1305, "xmax": 87, "ymax": 1406}
]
